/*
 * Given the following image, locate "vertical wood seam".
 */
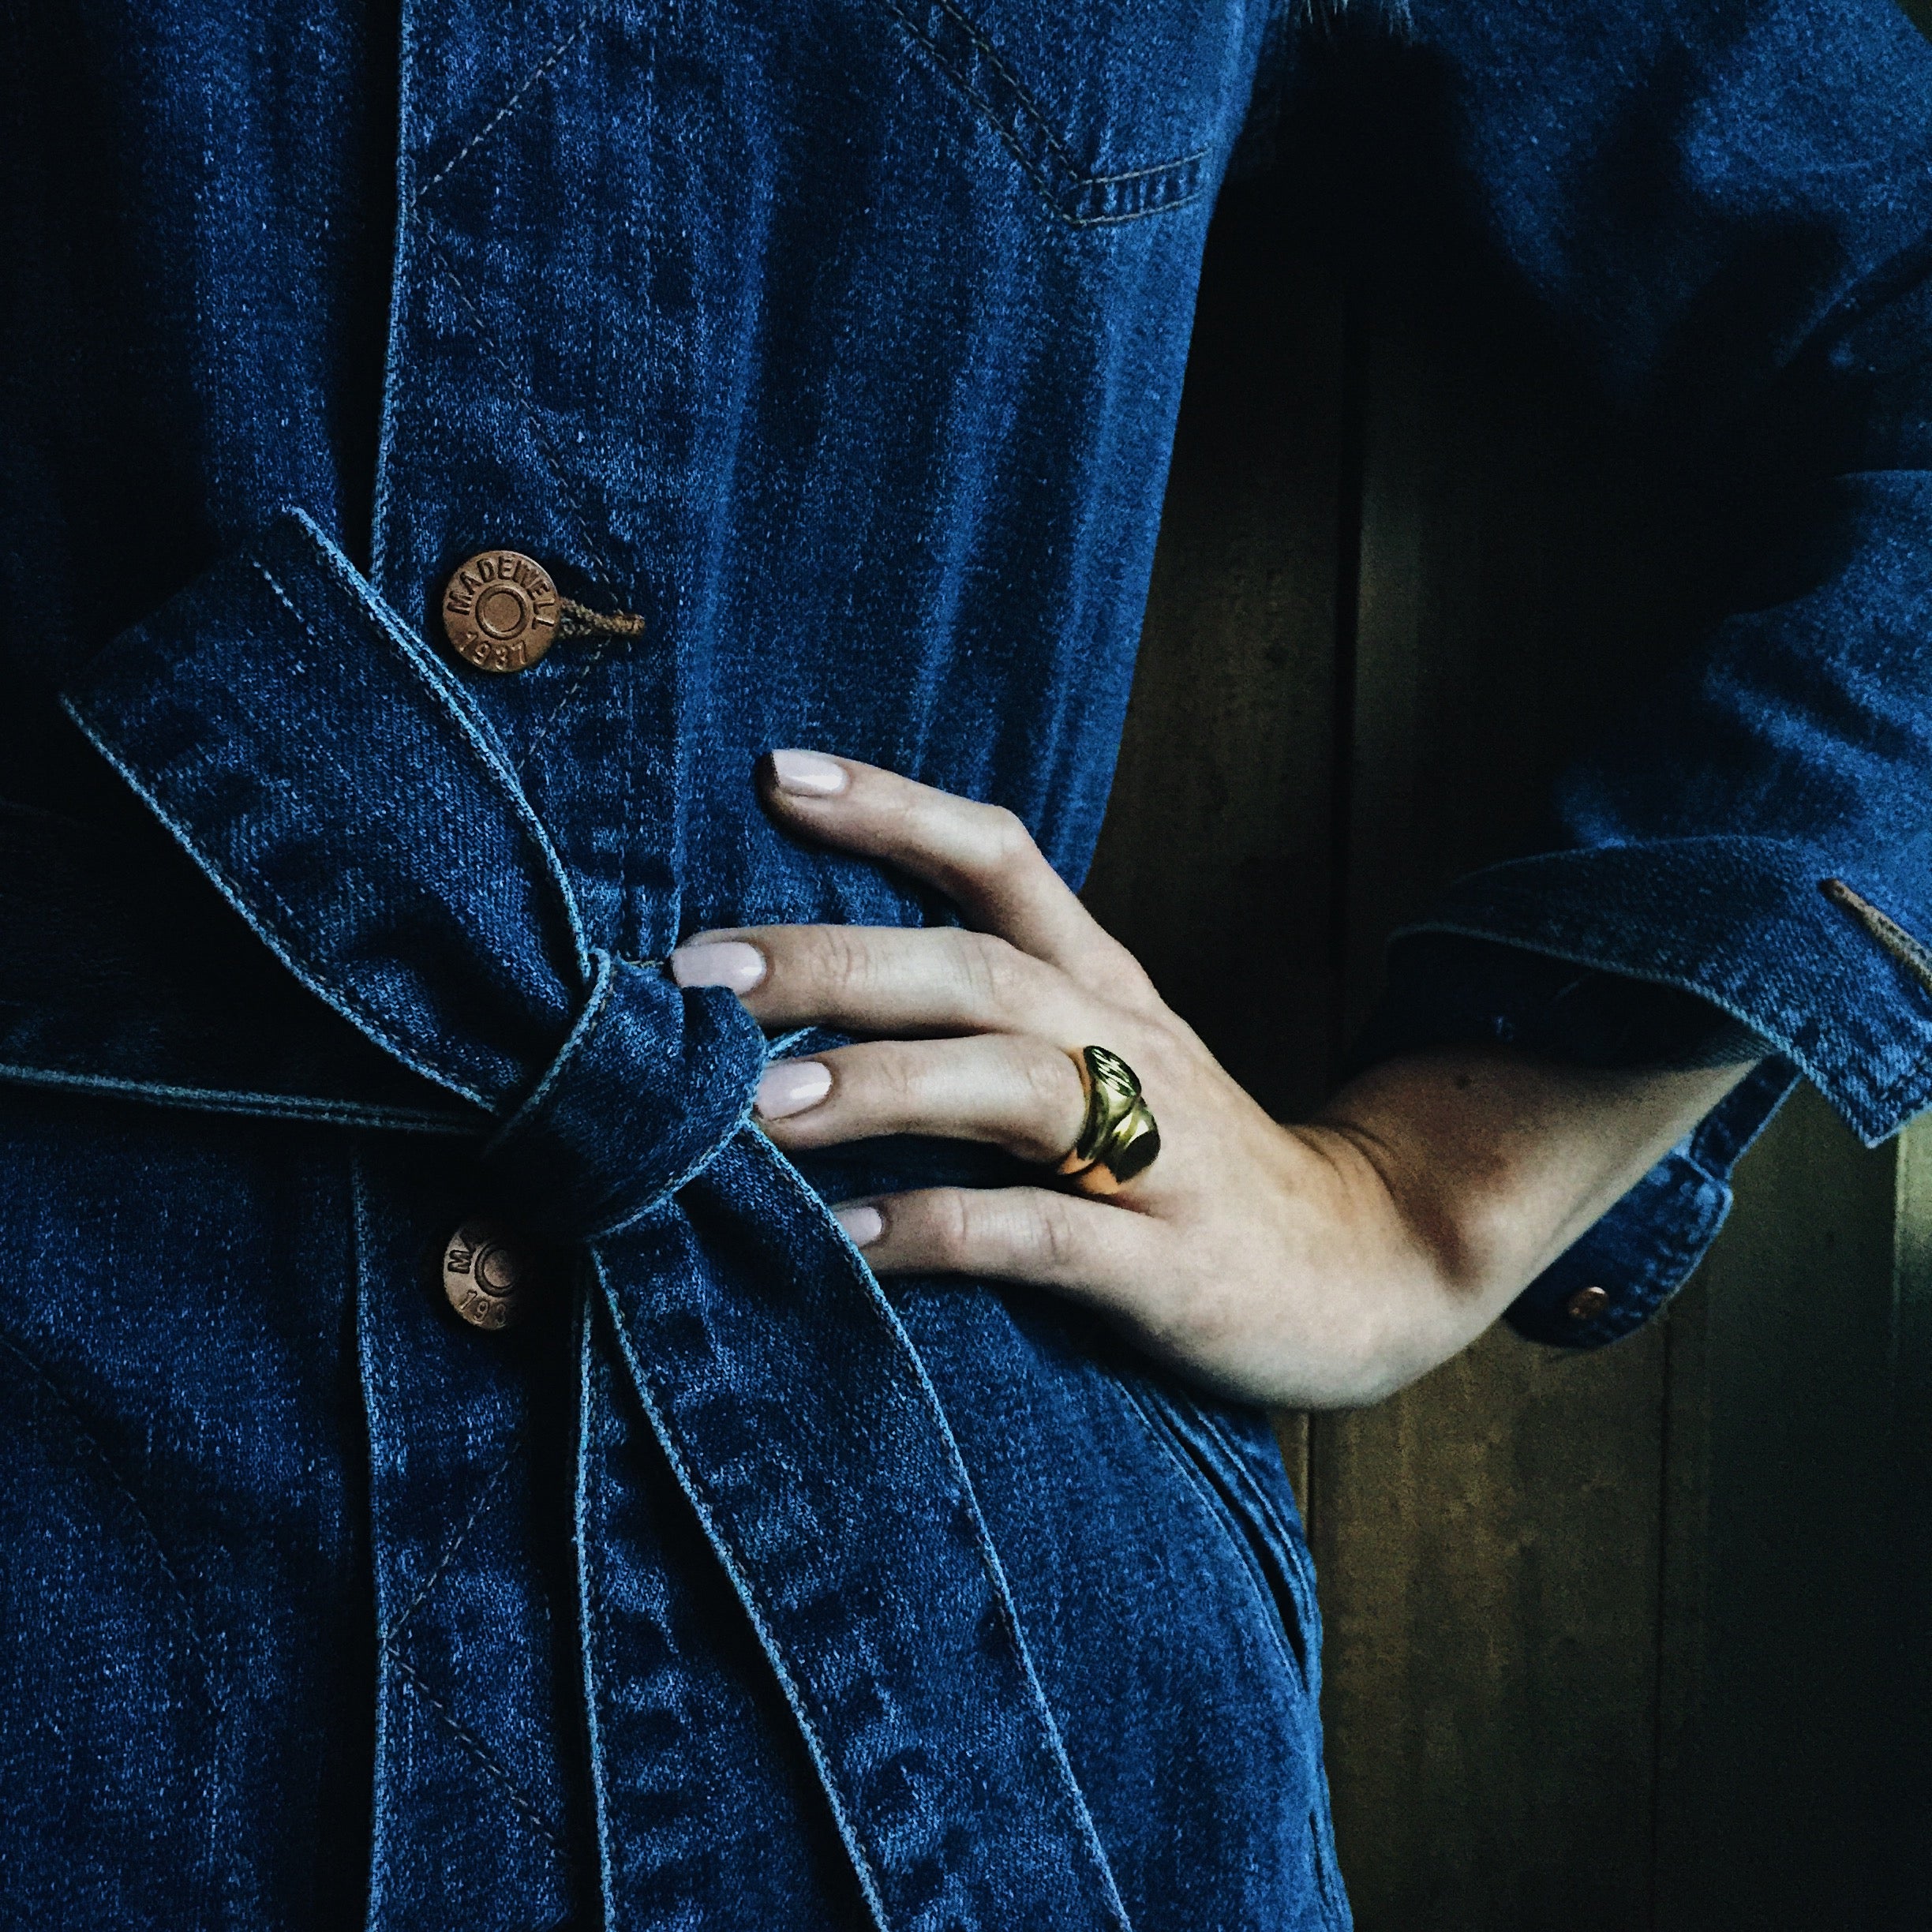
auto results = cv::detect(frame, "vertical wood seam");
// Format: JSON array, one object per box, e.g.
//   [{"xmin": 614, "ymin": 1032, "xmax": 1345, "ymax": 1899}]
[
  {"xmin": 1324, "ymin": 294, "xmax": 1370, "ymax": 1089},
  {"xmin": 1308, "ymin": 294, "xmax": 1372, "ymax": 1562},
  {"xmin": 1646, "ymin": 1312, "xmax": 1675, "ymax": 1932}
]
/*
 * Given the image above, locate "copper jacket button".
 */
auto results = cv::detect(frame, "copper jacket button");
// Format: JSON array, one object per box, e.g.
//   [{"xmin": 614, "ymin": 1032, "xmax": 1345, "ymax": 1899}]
[
  {"xmin": 441, "ymin": 549, "xmax": 559, "ymax": 672},
  {"xmin": 442, "ymin": 1222, "xmax": 532, "ymax": 1329},
  {"xmin": 1565, "ymin": 1284, "xmax": 1611, "ymax": 1323}
]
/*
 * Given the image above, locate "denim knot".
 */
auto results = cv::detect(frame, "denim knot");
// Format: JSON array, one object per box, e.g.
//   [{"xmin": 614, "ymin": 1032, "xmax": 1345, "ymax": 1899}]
[{"xmin": 481, "ymin": 949, "xmax": 769, "ymax": 1243}]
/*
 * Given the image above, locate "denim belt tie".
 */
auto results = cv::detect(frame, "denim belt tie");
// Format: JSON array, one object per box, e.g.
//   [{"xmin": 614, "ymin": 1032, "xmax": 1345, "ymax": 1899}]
[
  {"xmin": 61, "ymin": 507, "xmax": 1131, "ymax": 1932},
  {"xmin": 481, "ymin": 945, "xmax": 766, "ymax": 1245}
]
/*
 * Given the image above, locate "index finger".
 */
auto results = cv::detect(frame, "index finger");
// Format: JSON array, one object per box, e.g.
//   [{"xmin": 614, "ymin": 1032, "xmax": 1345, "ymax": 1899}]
[{"xmin": 754, "ymin": 750, "xmax": 1151, "ymax": 1000}]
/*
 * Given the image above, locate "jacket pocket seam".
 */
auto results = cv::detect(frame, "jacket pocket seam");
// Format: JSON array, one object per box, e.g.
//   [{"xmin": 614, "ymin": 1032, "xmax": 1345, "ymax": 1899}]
[
  {"xmin": 878, "ymin": 0, "xmax": 1208, "ymax": 227},
  {"xmin": 1185, "ymin": 1401, "xmax": 1322, "ymax": 1619},
  {"xmin": 1112, "ymin": 1376, "xmax": 1310, "ymax": 1689}
]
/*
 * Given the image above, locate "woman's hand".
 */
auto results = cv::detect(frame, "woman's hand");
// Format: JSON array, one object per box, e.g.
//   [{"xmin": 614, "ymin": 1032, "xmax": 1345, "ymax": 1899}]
[{"xmin": 671, "ymin": 752, "xmax": 1754, "ymax": 1409}]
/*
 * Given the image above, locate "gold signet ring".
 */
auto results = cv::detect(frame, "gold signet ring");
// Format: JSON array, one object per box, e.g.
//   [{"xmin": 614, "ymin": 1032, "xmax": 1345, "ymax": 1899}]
[{"xmin": 1056, "ymin": 1046, "xmax": 1161, "ymax": 1196}]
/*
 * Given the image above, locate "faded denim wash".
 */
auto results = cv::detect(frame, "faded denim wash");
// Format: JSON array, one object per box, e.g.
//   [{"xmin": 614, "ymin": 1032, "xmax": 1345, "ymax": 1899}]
[{"xmin": 5, "ymin": 0, "xmax": 1932, "ymax": 1924}]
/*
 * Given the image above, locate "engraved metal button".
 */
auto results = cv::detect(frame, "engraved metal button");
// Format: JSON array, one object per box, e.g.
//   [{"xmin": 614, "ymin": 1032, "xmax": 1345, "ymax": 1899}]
[
  {"xmin": 442, "ymin": 1222, "xmax": 533, "ymax": 1330},
  {"xmin": 1565, "ymin": 1284, "xmax": 1611, "ymax": 1323},
  {"xmin": 440, "ymin": 549, "xmax": 560, "ymax": 672}
]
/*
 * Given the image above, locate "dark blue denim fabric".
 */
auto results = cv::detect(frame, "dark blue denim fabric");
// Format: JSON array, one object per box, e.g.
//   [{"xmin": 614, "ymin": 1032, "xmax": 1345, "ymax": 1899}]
[
  {"xmin": 44, "ymin": 505, "xmax": 1354, "ymax": 1926},
  {"xmin": 4, "ymin": 0, "xmax": 1932, "ymax": 1922},
  {"xmin": 5, "ymin": 6, "xmax": 1350, "ymax": 1921}
]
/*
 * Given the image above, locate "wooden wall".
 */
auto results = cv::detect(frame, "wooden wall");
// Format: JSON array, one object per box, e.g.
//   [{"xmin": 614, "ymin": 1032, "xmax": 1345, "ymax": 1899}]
[{"xmin": 1084, "ymin": 169, "xmax": 1929, "ymax": 1927}]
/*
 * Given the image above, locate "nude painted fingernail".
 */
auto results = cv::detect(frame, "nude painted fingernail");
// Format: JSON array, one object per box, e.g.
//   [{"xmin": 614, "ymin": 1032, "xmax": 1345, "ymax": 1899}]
[
  {"xmin": 833, "ymin": 1203, "xmax": 884, "ymax": 1248},
  {"xmin": 755, "ymin": 1060, "xmax": 833, "ymax": 1119},
  {"xmin": 768, "ymin": 749, "xmax": 849, "ymax": 797},
  {"xmin": 669, "ymin": 940, "xmax": 766, "ymax": 991}
]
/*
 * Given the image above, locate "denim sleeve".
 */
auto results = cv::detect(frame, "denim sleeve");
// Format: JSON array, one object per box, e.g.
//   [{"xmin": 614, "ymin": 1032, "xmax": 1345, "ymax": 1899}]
[{"xmin": 1290, "ymin": 0, "xmax": 1932, "ymax": 1345}]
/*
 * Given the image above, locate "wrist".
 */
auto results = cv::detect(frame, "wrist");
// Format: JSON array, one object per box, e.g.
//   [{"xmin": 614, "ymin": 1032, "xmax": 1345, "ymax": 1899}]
[{"xmin": 1304, "ymin": 1046, "xmax": 1757, "ymax": 1391}]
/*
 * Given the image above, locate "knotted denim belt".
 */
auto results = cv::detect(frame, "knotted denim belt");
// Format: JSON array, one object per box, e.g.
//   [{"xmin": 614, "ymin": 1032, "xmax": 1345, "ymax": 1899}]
[{"xmin": 55, "ymin": 507, "xmax": 1130, "ymax": 1932}]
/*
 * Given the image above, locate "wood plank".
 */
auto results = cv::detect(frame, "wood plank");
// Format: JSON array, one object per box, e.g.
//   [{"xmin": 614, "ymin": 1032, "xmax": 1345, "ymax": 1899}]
[
  {"xmin": 1654, "ymin": 1091, "xmax": 1921, "ymax": 1926},
  {"xmin": 1317, "ymin": 1324, "xmax": 1670, "ymax": 1927},
  {"xmin": 1889, "ymin": 1114, "xmax": 1932, "ymax": 1919},
  {"xmin": 1312, "ymin": 309, "xmax": 1683, "ymax": 1930}
]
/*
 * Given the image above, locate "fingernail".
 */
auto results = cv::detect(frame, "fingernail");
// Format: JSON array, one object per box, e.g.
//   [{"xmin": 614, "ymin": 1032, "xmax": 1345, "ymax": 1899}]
[
  {"xmin": 833, "ymin": 1203, "xmax": 884, "ymax": 1248},
  {"xmin": 768, "ymin": 749, "xmax": 849, "ymax": 797},
  {"xmin": 755, "ymin": 1060, "xmax": 832, "ymax": 1119},
  {"xmin": 669, "ymin": 940, "xmax": 766, "ymax": 992}
]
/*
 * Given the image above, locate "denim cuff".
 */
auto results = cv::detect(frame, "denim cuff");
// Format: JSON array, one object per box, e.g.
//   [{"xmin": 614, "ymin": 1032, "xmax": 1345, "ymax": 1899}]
[
  {"xmin": 1396, "ymin": 838, "xmax": 1932, "ymax": 1141},
  {"xmin": 1357, "ymin": 913, "xmax": 1823, "ymax": 1350},
  {"xmin": 1500, "ymin": 1058, "xmax": 1799, "ymax": 1346},
  {"xmin": 1350, "ymin": 934, "xmax": 1773, "ymax": 1080}
]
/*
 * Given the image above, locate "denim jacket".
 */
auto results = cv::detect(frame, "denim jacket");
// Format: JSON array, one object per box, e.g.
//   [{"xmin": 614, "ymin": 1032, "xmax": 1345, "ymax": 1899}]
[{"xmin": 4, "ymin": 0, "xmax": 1931, "ymax": 1924}]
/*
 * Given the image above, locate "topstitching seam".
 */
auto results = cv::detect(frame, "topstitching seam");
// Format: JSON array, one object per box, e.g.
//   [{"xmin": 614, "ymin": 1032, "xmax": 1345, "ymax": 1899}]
[
  {"xmin": 748, "ymin": 1134, "xmax": 1129, "ymax": 1922},
  {"xmin": 586, "ymin": 1070, "xmax": 760, "ymax": 1242},
  {"xmin": 400, "ymin": 9, "xmax": 650, "ymax": 765},
  {"xmin": 1398, "ymin": 904, "xmax": 1932, "ymax": 1122},
  {"xmin": 102, "ymin": 707, "xmax": 492, "ymax": 1110},
  {"xmin": 255, "ymin": 547, "xmax": 519, "ymax": 800},
  {"xmin": 250, "ymin": 546, "xmax": 582, "ymax": 928},
  {"xmin": 576, "ymin": 1309, "xmax": 618, "ymax": 1919},
  {"xmin": 0, "ymin": 1331, "xmax": 224, "ymax": 1713},
  {"xmin": 0, "ymin": 1061, "xmax": 478, "ymax": 1133},
  {"xmin": 622, "ymin": 1354, "xmax": 893, "ymax": 1930},
  {"xmin": 411, "ymin": 17, "xmax": 592, "ymax": 208},
  {"xmin": 414, "ymin": 227, "xmax": 624, "ymax": 594},
  {"xmin": 1065, "ymin": 148, "xmax": 1210, "ymax": 189},
  {"xmin": 245, "ymin": 549, "xmax": 593, "ymax": 1032},
  {"xmin": 595, "ymin": 1150, "xmax": 1130, "ymax": 1926},
  {"xmin": 889, "ymin": 0, "xmax": 1083, "ymax": 173},
  {"xmin": 414, "ymin": 224, "xmax": 642, "ymax": 759},
  {"xmin": 350, "ymin": 1151, "xmax": 399, "ymax": 1924},
  {"xmin": 58, "ymin": 696, "xmax": 497, "ymax": 1113},
  {"xmin": 485, "ymin": 952, "xmax": 618, "ymax": 1160},
  {"xmin": 515, "ymin": 625, "xmax": 636, "ymax": 775},
  {"xmin": 1049, "ymin": 194, "xmax": 1205, "ymax": 230},
  {"xmin": 378, "ymin": 1442, "xmax": 522, "ymax": 1653},
  {"xmin": 265, "ymin": 536, "xmax": 596, "ymax": 974},
  {"xmin": 389, "ymin": 1652, "xmax": 571, "ymax": 1867}
]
